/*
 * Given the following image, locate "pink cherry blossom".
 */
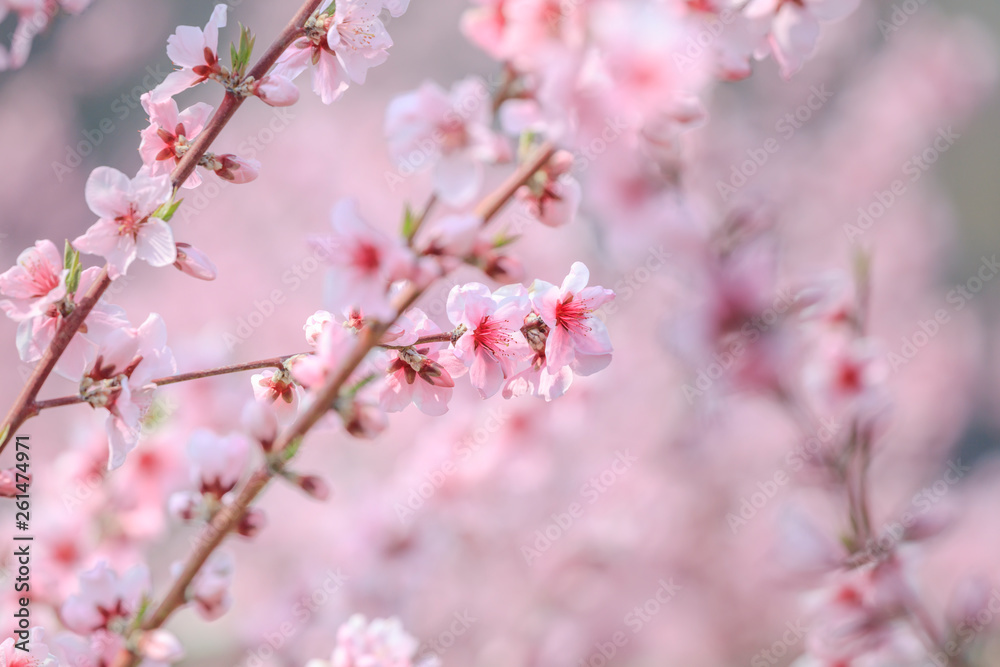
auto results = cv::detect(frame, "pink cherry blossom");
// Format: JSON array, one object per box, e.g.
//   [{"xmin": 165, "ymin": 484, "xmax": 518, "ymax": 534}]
[
  {"xmin": 530, "ymin": 262, "xmax": 615, "ymax": 370},
  {"xmin": 447, "ymin": 283, "xmax": 531, "ymax": 398},
  {"xmin": 272, "ymin": 0, "xmax": 395, "ymax": 105},
  {"xmin": 174, "ymin": 550, "xmax": 234, "ymax": 620},
  {"xmin": 0, "ymin": 628, "xmax": 56, "ymax": 666},
  {"xmin": 72, "ymin": 166, "xmax": 175, "ymax": 279},
  {"xmin": 292, "ymin": 320, "xmax": 358, "ymax": 391},
  {"xmin": 460, "ymin": 0, "xmax": 507, "ymax": 61},
  {"xmin": 514, "ymin": 150, "xmax": 581, "ymax": 228},
  {"xmin": 304, "ymin": 309, "xmax": 335, "ymax": 346},
  {"xmin": 0, "ymin": 239, "xmax": 68, "ymax": 321},
  {"xmin": 502, "ymin": 343, "xmax": 611, "ymax": 402},
  {"xmin": 744, "ymin": 0, "xmax": 861, "ymax": 78},
  {"xmin": 136, "ymin": 630, "xmax": 185, "ymax": 664},
  {"xmin": 314, "ymin": 614, "xmax": 439, "ymax": 667},
  {"xmin": 385, "ymin": 77, "xmax": 506, "ymax": 206},
  {"xmin": 415, "ymin": 214, "xmax": 483, "ymax": 260},
  {"xmin": 291, "ymin": 321, "xmax": 389, "ymax": 436},
  {"xmin": 588, "ymin": 2, "xmax": 711, "ymax": 126},
  {"xmin": 16, "ymin": 266, "xmax": 130, "ymax": 381},
  {"xmin": 186, "ymin": 429, "xmax": 249, "ymax": 498},
  {"xmin": 0, "ymin": 467, "xmax": 22, "ymax": 497},
  {"xmin": 803, "ymin": 333, "xmax": 889, "ymax": 420},
  {"xmin": 380, "ymin": 309, "xmax": 466, "ymax": 416},
  {"xmin": 501, "ymin": 350, "xmax": 574, "ymax": 402},
  {"xmin": 382, "ymin": 0, "xmax": 410, "ymax": 17},
  {"xmin": 51, "ymin": 631, "xmax": 128, "ymax": 667},
  {"xmin": 251, "ymin": 368, "xmax": 299, "ymax": 417},
  {"xmin": 80, "ymin": 313, "xmax": 176, "ymax": 470},
  {"xmin": 801, "ymin": 560, "xmax": 912, "ymax": 662},
  {"xmin": 311, "ymin": 199, "xmax": 414, "ymax": 321},
  {"xmin": 151, "ymin": 4, "xmax": 227, "ymax": 101},
  {"xmin": 138, "ymin": 93, "xmax": 214, "ymax": 188},
  {"xmin": 61, "ymin": 562, "xmax": 150, "ymax": 635}
]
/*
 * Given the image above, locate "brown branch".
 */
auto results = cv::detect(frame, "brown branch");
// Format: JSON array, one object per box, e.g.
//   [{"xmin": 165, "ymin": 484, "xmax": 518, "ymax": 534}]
[
  {"xmin": 113, "ymin": 141, "xmax": 558, "ymax": 666},
  {"xmin": 31, "ymin": 355, "xmax": 303, "ymax": 413},
  {"xmin": 0, "ymin": 269, "xmax": 111, "ymax": 452},
  {"xmin": 475, "ymin": 141, "xmax": 555, "ymax": 222},
  {"xmin": 170, "ymin": 0, "xmax": 320, "ymax": 189},
  {"xmin": 0, "ymin": 0, "xmax": 324, "ymax": 456}
]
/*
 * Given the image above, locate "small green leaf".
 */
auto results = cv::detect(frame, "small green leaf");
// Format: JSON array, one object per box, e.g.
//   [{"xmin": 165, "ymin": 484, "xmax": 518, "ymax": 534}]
[
  {"xmin": 401, "ymin": 204, "xmax": 417, "ymax": 241},
  {"xmin": 153, "ymin": 198, "xmax": 183, "ymax": 223},
  {"xmin": 343, "ymin": 373, "xmax": 377, "ymax": 400},
  {"xmin": 282, "ymin": 436, "xmax": 303, "ymax": 462},
  {"xmin": 63, "ymin": 240, "xmax": 82, "ymax": 294},
  {"xmin": 229, "ymin": 24, "xmax": 256, "ymax": 77},
  {"xmin": 492, "ymin": 231, "xmax": 521, "ymax": 249},
  {"xmin": 518, "ymin": 131, "xmax": 537, "ymax": 162},
  {"xmin": 162, "ymin": 198, "xmax": 183, "ymax": 222}
]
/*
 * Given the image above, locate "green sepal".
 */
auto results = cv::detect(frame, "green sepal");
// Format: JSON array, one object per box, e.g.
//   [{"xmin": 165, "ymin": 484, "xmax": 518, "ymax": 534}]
[{"xmin": 63, "ymin": 240, "xmax": 82, "ymax": 294}]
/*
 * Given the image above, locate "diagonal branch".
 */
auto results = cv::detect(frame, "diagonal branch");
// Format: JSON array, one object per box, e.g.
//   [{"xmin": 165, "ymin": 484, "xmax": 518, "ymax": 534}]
[
  {"xmin": 110, "ymin": 141, "xmax": 556, "ymax": 666},
  {"xmin": 0, "ymin": 0, "xmax": 324, "ymax": 455}
]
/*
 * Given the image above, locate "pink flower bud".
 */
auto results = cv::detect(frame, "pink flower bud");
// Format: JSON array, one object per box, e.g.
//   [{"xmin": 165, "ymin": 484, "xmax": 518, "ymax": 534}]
[
  {"xmin": 483, "ymin": 253, "xmax": 524, "ymax": 283},
  {"xmin": 173, "ymin": 242, "xmax": 217, "ymax": 281},
  {"xmin": 418, "ymin": 214, "xmax": 482, "ymax": 257},
  {"xmin": 549, "ymin": 149, "xmax": 575, "ymax": 176},
  {"xmin": 947, "ymin": 575, "xmax": 993, "ymax": 627},
  {"xmin": 215, "ymin": 154, "xmax": 260, "ymax": 184},
  {"xmin": 340, "ymin": 399, "xmax": 387, "ymax": 439},
  {"xmin": 287, "ymin": 473, "xmax": 331, "ymax": 500},
  {"xmin": 167, "ymin": 490, "xmax": 202, "ymax": 522},
  {"xmin": 254, "ymin": 74, "xmax": 300, "ymax": 107},
  {"xmin": 138, "ymin": 630, "xmax": 184, "ymax": 663},
  {"xmin": 188, "ymin": 430, "xmax": 249, "ymax": 498},
  {"xmin": 0, "ymin": 467, "xmax": 25, "ymax": 497},
  {"xmin": 304, "ymin": 310, "xmax": 334, "ymax": 346},
  {"xmin": 237, "ymin": 507, "xmax": 267, "ymax": 538}
]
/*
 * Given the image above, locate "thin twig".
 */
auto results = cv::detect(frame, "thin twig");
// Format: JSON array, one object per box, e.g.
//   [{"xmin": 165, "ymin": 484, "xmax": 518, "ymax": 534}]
[
  {"xmin": 112, "ymin": 142, "xmax": 557, "ymax": 665},
  {"xmin": 0, "ymin": 0, "xmax": 324, "ymax": 456}
]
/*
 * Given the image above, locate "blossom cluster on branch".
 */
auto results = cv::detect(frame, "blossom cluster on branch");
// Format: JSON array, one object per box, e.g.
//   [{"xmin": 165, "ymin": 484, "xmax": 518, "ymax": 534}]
[{"xmin": 2, "ymin": 0, "xmax": 998, "ymax": 665}]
